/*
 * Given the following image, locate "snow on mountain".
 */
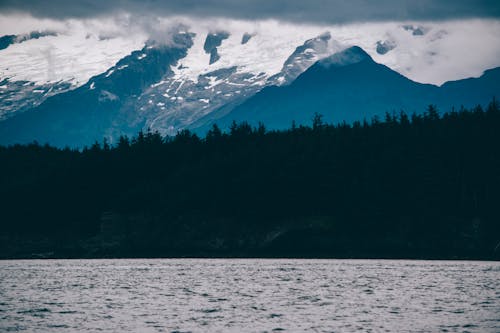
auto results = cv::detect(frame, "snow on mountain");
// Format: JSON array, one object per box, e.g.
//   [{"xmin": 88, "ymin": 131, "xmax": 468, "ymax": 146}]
[
  {"xmin": 0, "ymin": 32, "xmax": 194, "ymax": 147},
  {"xmin": 0, "ymin": 17, "xmax": 499, "ymax": 144},
  {"xmin": 169, "ymin": 20, "xmax": 333, "ymax": 84},
  {"xmin": 0, "ymin": 28, "xmax": 146, "ymax": 86},
  {"xmin": 130, "ymin": 22, "xmax": 343, "ymax": 135},
  {"xmin": 0, "ymin": 80, "xmax": 71, "ymax": 120},
  {"xmin": 201, "ymin": 46, "xmax": 500, "ymax": 133},
  {"xmin": 1, "ymin": 17, "xmax": 499, "ymax": 88},
  {"xmin": 0, "ymin": 18, "xmax": 147, "ymax": 118},
  {"xmin": 268, "ymin": 32, "xmax": 342, "ymax": 85}
]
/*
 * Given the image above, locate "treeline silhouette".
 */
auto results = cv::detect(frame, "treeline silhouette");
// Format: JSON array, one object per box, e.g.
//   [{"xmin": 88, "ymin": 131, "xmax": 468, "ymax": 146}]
[{"xmin": 1, "ymin": 100, "xmax": 499, "ymax": 259}]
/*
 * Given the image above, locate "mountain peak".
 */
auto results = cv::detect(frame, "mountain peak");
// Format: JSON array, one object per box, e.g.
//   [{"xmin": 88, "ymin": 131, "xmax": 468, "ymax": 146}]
[{"xmin": 318, "ymin": 46, "xmax": 371, "ymax": 68}]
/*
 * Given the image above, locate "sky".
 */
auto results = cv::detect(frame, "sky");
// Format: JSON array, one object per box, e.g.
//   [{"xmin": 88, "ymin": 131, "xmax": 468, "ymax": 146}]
[{"xmin": 0, "ymin": 0, "xmax": 499, "ymax": 23}]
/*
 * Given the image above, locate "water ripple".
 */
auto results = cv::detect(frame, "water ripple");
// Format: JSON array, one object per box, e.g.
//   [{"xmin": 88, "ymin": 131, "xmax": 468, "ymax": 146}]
[{"xmin": 0, "ymin": 259, "xmax": 499, "ymax": 332}]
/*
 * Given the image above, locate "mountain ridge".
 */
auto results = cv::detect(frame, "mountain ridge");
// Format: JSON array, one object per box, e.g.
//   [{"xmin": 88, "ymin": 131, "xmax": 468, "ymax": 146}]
[
  {"xmin": 196, "ymin": 46, "xmax": 499, "ymax": 133},
  {"xmin": 0, "ymin": 42, "xmax": 499, "ymax": 147},
  {"xmin": 0, "ymin": 33, "xmax": 194, "ymax": 147}
]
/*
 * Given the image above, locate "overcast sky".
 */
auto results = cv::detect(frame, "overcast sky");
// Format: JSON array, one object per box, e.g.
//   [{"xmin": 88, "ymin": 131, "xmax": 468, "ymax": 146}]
[{"xmin": 0, "ymin": 0, "xmax": 499, "ymax": 24}]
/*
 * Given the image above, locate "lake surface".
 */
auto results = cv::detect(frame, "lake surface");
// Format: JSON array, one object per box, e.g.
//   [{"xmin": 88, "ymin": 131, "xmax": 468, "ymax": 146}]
[{"xmin": 0, "ymin": 259, "xmax": 499, "ymax": 332}]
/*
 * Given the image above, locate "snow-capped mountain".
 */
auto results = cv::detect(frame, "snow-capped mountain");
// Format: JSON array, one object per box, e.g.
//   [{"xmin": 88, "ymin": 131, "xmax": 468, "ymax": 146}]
[
  {"xmin": 199, "ymin": 46, "xmax": 500, "ymax": 132},
  {"xmin": 0, "ymin": 32, "xmax": 194, "ymax": 146},
  {"xmin": 0, "ymin": 21, "xmax": 346, "ymax": 145},
  {"xmin": 0, "ymin": 22, "xmax": 146, "ymax": 120},
  {"xmin": 131, "ymin": 29, "xmax": 341, "ymax": 136},
  {"xmin": 0, "ymin": 18, "xmax": 499, "ymax": 146}
]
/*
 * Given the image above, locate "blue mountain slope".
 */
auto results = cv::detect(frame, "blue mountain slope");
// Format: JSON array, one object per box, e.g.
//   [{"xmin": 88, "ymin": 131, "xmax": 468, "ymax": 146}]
[
  {"xmin": 197, "ymin": 46, "xmax": 499, "ymax": 131},
  {"xmin": 0, "ymin": 43, "xmax": 498, "ymax": 147},
  {"xmin": 0, "ymin": 33, "xmax": 194, "ymax": 147},
  {"xmin": 439, "ymin": 67, "xmax": 500, "ymax": 105}
]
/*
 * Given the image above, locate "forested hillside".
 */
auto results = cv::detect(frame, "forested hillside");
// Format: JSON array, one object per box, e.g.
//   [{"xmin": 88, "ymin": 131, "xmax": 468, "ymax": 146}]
[{"xmin": 1, "ymin": 101, "xmax": 499, "ymax": 259}]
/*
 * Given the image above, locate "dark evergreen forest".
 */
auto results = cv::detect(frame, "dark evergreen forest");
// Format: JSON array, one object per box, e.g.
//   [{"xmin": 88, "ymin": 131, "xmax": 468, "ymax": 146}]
[{"xmin": 1, "ymin": 101, "xmax": 499, "ymax": 259}]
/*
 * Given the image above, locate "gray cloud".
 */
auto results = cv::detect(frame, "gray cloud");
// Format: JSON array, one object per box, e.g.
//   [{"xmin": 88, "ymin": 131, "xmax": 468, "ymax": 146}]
[{"xmin": 0, "ymin": 0, "xmax": 499, "ymax": 23}]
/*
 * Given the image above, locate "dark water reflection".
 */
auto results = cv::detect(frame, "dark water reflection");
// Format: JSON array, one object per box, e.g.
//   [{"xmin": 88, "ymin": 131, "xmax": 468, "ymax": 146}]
[{"xmin": 0, "ymin": 259, "xmax": 499, "ymax": 332}]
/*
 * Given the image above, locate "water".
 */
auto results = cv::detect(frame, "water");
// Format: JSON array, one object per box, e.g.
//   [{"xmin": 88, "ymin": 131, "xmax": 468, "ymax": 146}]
[{"xmin": 0, "ymin": 259, "xmax": 499, "ymax": 333}]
